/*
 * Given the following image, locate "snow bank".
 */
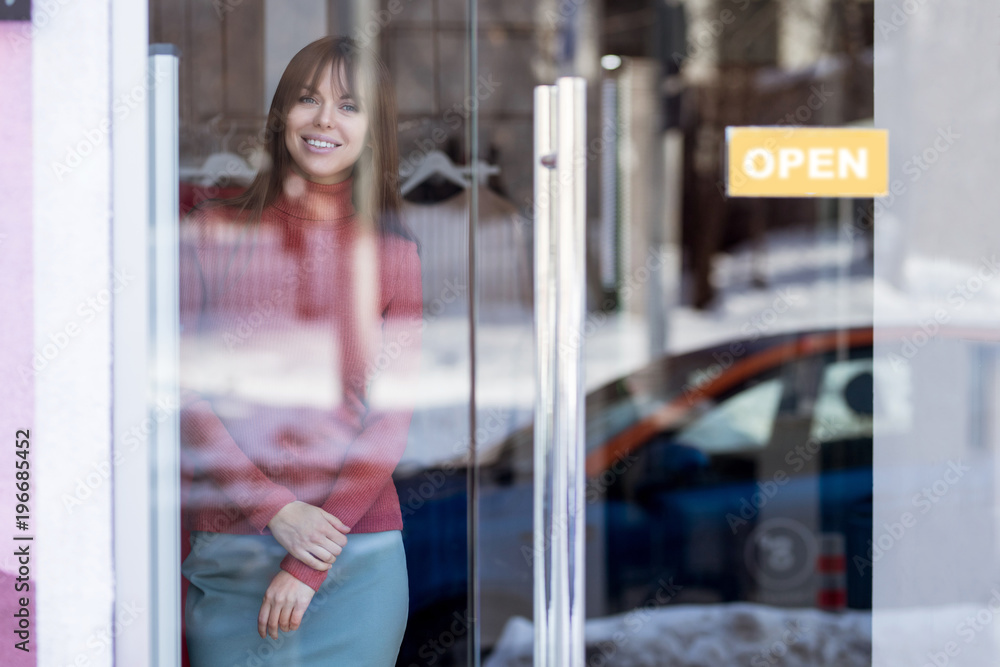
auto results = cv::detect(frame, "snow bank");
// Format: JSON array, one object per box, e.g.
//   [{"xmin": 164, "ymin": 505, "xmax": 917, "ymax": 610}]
[{"xmin": 483, "ymin": 603, "xmax": 871, "ymax": 667}]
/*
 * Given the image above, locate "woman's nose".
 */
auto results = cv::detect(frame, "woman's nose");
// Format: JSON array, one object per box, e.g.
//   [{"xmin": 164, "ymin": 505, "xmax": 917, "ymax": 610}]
[{"xmin": 314, "ymin": 103, "xmax": 336, "ymax": 128}]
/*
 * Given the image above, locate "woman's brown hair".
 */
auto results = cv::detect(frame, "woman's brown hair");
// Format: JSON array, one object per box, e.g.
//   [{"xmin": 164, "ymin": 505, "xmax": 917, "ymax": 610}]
[{"xmin": 217, "ymin": 35, "xmax": 414, "ymax": 243}]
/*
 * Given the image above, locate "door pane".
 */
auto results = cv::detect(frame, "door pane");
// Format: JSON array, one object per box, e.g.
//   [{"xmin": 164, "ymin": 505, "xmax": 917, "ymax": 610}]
[
  {"xmin": 151, "ymin": 2, "xmax": 475, "ymax": 664},
  {"xmin": 476, "ymin": 0, "xmax": 875, "ymax": 664}
]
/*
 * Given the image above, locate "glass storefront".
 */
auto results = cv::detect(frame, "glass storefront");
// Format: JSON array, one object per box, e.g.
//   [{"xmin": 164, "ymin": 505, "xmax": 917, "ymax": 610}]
[
  {"xmin": 18, "ymin": 0, "xmax": 1000, "ymax": 664},
  {"xmin": 149, "ymin": 0, "xmax": 877, "ymax": 664},
  {"xmin": 115, "ymin": 0, "xmax": 992, "ymax": 665}
]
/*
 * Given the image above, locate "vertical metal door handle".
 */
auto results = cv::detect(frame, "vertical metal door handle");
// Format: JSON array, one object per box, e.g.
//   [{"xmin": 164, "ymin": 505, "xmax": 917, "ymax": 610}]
[
  {"xmin": 149, "ymin": 43, "xmax": 181, "ymax": 667},
  {"xmin": 533, "ymin": 76, "xmax": 586, "ymax": 667}
]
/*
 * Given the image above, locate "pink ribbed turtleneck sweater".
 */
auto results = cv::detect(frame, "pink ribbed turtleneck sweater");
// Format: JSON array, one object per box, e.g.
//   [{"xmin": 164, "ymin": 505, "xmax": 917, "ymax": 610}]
[{"xmin": 179, "ymin": 173, "xmax": 422, "ymax": 590}]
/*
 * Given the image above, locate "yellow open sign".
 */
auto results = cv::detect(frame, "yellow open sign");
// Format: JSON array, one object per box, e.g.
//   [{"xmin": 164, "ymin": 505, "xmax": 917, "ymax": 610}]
[{"xmin": 726, "ymin": 127, "xmax": 888, "ymax": 197}]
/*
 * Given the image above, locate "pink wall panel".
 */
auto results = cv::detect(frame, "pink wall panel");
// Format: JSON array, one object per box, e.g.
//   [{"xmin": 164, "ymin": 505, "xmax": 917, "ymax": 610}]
[{"xmin": 0, "ymin": 12, "xmax": 37, "ymax": 667}]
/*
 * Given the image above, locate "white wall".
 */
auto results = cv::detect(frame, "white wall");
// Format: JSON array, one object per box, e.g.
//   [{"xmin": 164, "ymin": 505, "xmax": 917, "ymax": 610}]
[
  {"xmin": 874, "ymin": 0, "xmax": 1000, "ymax": 664},
  {"xmin": 33, "ymin": 1, "xmax": 116, "ymax": 665}
]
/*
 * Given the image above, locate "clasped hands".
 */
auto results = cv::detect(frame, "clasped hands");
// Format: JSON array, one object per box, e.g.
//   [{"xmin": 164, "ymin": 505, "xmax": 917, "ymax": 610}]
[{"xmin": 257, "ymin": 501, "xmax": 350, "ymax": 640}]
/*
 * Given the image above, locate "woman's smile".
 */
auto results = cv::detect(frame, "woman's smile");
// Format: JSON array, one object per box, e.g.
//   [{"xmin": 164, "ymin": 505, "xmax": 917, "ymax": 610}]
[{"xmin": 302, "ymin": 135, "xmax": 342, "ymax": 151}]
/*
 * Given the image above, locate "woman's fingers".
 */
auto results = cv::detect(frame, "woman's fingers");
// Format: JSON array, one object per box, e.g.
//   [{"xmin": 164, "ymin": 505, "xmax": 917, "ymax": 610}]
[
  {"xmin": 267, "ymin": 607, "xmax": 282, "ymax": 640},
  {"xmin": 258, "ymin": 598, "xmax": 281, "ymax": 640},
  {"xmin": 320, "ymin": 522, "xmax": 348, "ymax": 548},
  {"xmin": 269, "ymin": 503, "xmax": 350, "ymax": 566},
  {"xmin": 294, "ymin": 547, "xmax": 331, "ymax": 571},
  {"xmin": 325, "ymin": 538, "xmax": 343, "ymax": 557},
  {"xmin": 277, "ymin": 602, "xmax": 293, "ymax": 633},
  {"xmin": 306, "ymin": 544, "xmax": 339, "ymax": 566},
  {"xmin": 289, "ymin": 600, "xmax": 308, "ymax": 632},
  {"xmin": 322, "ymin": 511, "xmax": 350, "ymax": 535},
  {"xmin": 328, "ymin": 529, "xmax": 348, "ymax": 548},
  {"xmin": 258, "ymin": 571, "xmax": 316, "ymax": 641},
  {"xmin": 257, "ymin": 601, "xmax": 272, "ymax": 639}
]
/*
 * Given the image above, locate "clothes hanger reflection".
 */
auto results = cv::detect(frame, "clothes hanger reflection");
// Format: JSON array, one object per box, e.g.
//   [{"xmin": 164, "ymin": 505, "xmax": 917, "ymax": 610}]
[
  {"xmin": 179, "ymin": 114, "xmax": 258, "ymax": 187},
  {"xmin": 399, "ymin": 149, "xmax": 500, "ymax": 196}
]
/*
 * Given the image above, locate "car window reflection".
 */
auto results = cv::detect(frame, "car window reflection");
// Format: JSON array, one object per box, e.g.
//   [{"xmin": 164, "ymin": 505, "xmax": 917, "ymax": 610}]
[{"xmin": 676, "ymin": 378, "xmax": 784, "ymax": 453}]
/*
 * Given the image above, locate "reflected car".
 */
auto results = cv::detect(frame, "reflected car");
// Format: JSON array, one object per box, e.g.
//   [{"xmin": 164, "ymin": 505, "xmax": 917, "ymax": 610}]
[{"xmin": 394, "ymin": 327, "xmax": 876, "ymax": 664}]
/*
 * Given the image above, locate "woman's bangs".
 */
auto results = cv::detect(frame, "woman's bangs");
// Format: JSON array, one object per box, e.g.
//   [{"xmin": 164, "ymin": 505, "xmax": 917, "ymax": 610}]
[{"xmin": 299, "ymin": 50, "xmax": 367, "ymax": 109}]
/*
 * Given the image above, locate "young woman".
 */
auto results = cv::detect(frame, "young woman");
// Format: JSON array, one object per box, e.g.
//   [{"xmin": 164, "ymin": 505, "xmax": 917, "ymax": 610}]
[{"xmin": 178, "ymin": 36, "xmax": 421, "ymax": 665}]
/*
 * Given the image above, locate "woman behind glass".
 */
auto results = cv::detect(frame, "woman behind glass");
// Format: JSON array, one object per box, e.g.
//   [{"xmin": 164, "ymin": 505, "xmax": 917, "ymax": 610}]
[{"xmin": 178, "ymin": 35, "xmax": 421, "ymax": 666}]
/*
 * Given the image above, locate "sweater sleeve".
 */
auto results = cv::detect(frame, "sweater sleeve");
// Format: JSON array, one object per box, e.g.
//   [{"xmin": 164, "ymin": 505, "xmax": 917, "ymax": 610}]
[
  {"xmin": 179, "ymin": 209, "xmax": 298, "ymax": 534},
  {"xmin": 280, "ymin": 239, "xmax": 423, "ymax": 590}
]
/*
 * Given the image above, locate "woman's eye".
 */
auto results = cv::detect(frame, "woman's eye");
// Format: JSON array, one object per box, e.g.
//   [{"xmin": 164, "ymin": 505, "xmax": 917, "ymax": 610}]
[
  {"xmin": 300, "ymin": 95, "xmax": 318, "ymax": 104},
  {"xmin": 343, "ymin": 103, "xmax": 359, "ymax": 112}
]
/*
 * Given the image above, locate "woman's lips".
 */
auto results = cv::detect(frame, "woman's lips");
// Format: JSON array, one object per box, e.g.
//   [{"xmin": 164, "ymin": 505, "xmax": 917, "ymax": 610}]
[{"xmin": 303, "ymin": 137, "xmax": 341, "ymax": 152}]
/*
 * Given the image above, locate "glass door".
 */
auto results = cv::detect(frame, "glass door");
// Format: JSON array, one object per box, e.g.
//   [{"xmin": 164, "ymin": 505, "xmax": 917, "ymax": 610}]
[
  {"xmin": 151, "ymin": 1, "xmax": 874, "ymax": 665},
  {"xmin": 149, "ymin": 2, "xmax": 488, "ymax": 665},
  {"xmin": 471, "ymin": 0, "xmax": 875, "ymax": 665}
]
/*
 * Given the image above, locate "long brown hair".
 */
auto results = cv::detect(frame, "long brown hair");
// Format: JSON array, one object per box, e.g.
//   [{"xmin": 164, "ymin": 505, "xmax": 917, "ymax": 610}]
[{"xmin": 218, "ymin": 36, "xmax": 414, "ymax": 243}]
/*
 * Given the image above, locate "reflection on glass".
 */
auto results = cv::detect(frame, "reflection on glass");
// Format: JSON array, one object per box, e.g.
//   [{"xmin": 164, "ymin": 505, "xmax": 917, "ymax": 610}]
[
  {"xmin": 480, "ymin": 0, "xmax": 876, "ymax": 664},
  {"xmin": 178, "ymin": 36, "xmax": 422, "ymax": 665},
  {"xmin": 150, "ymin": 0, "xmax": 890, "ymax": 663},
  {"xmin": 676, "ymin": 378, "xmax": 784, "ymax": 452}
]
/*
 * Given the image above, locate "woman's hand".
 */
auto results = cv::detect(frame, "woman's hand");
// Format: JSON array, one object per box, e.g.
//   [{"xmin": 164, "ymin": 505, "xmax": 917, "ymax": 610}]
[
  {"xmin": 267, "ymin": 500, "xmax": 350, "ymax": 571},
  {"xmin": 258, "ymin": 570, "xmax": 314, "ymax": 639}
]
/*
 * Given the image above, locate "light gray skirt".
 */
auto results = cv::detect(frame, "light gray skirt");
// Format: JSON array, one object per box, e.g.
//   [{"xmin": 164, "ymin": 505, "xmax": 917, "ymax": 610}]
[{"xmin": 182, "ymin": 529, "xmax": 408, "ymax": 666}]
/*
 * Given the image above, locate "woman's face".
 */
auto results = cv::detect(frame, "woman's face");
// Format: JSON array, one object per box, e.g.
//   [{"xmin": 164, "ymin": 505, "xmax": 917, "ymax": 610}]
[{"xmin": 283, "ymin": 63, "xmax": 369, "ymax": 185}]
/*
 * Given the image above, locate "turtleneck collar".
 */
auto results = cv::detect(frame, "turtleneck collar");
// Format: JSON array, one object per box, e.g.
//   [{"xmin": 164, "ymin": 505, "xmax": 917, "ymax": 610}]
[{"xmin": 273, "ymin": 170, "xmax": 356, "ymax": 225}]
